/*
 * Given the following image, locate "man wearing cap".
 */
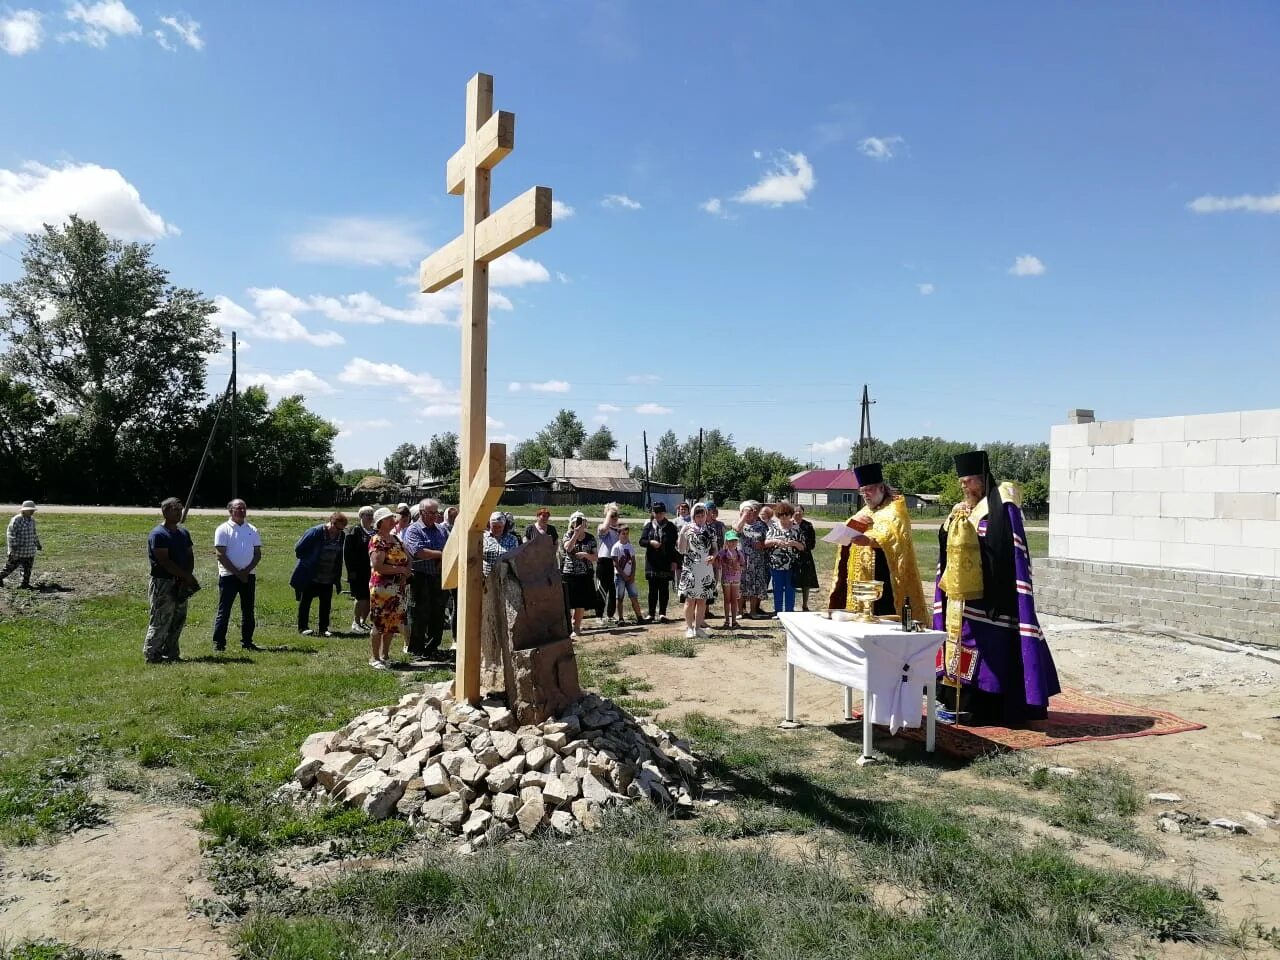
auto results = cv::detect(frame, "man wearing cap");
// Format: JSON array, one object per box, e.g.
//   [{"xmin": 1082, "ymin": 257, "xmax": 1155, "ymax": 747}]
[
  {"xmin": 403, "ymin": 497, "xmax": 448, "ymax": 660},
  {"xmin": 933, "ymin": 450, "xmax": 1060, "ymax": 726},
  {"xmin": 144, "ymin": 497, "xmax": 197, "ymax": 663},
  {"xmin": 640, "ymin": 502, "xmax": 678, "ymax": 622},
  {"xmin": 1, "ymin": 500, "xmax": 42, "ymax": 589},
  {"xmin": 828, "ymin": 463, "xmax": 927, "ymax": 622},
  {"xmin": 482, "ymin": 510, "xmax": 520, "ymax": 577},
  {"xmin": 212, "ymin": 499, "xmax": 263, "ymax": 652}
]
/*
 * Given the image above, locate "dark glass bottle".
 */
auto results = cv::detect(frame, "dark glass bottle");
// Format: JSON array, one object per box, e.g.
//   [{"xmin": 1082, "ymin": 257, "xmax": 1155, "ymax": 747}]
[{"xmin": 901, "ymin": 597, "xmax": 912, "ymax": 632}]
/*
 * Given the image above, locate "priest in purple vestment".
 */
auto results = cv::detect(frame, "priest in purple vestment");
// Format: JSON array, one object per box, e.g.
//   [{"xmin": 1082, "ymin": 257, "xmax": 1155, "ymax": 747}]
[{"xmin": 933, "ymin": 450, "xmax": 1061, "ymax": 727}]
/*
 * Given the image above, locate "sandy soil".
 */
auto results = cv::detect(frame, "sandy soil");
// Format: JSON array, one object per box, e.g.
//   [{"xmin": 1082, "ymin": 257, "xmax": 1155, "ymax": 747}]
[
  {"xmin": 0, "ymin": 796, "xmax": 231, "ymax": 959},
  {"xmin": 2, "ymin": 614, "xmax": 1274, "ymax": 957}
]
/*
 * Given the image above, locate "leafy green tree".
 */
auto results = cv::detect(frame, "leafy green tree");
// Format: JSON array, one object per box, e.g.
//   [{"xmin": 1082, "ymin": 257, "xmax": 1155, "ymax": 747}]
[
  {"xmin": 0, "ymin": 373, "xmax": 51, "ymax": 500},
  {"xmin": 650, "ymin": 429, "xmax": 685, "ymax": 485},
  {"xmin": 510, "ymin": 438, "xmax": 551, "ymax": 472},
  {"xmin": 382, "ymin": 442, "xmax": 420, "ymax": 483},
  {"xmin": 580, "ymin": 425, "xmax": 617, "ymax": 460},
  {"xmin": 1020, "ymin": 474, "xmax": 1050, "ymax": 515},
  {"xmin": 341, "ymin": 467, "xmax": 380, "ymax": 486},
  {"xmin": 421, "ymin": 432, "xmax": 460, "ymax": 482},
  {"xmin": 0, "ymin": 215, "xmax": 220, "ymax": 501},
  {"xmin": 536, "ymin": 409, "xmax": 586, "ymax": 459}
]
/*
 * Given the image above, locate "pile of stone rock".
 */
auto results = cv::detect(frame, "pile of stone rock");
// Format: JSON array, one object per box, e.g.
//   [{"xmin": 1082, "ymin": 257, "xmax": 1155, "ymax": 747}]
[{"xmin": 290, "ymin": 682, "xmax": 702, "ymax": 844}]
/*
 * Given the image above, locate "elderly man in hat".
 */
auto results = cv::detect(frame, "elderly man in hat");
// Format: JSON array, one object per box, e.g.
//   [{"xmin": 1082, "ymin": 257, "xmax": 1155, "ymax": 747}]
[
  {"xmin": 933, "ymin": 450, "xmax": 1060, "ymax": 726},
  {"xmin": 829, "ymin": 464, "xmax": 927, "ymax": 622},
  {"xmin": 2, "ymin": 500, "xmax": 43, "ymax": 589}
]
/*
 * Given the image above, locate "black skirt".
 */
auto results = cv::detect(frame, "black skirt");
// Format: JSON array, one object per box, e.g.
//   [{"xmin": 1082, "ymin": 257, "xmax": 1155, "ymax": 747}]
[
  {"xmin": 563, "ymin": 571, "xmax": 597, "ymax": 610},
  {"xmin": 794, "ymin": 551, "xmax": 819, "ymax": 590}
]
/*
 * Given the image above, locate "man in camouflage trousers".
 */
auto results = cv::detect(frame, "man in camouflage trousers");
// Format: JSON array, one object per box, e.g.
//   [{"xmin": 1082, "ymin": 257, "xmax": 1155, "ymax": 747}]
[{"xmin": 144, "ymin": 497, "xmax": 198, "ymax": 664}]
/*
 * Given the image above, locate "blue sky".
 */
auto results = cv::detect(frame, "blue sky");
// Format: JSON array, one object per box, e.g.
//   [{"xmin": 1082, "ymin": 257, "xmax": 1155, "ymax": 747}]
[{"xmin": 2, "ymin": 1, "xmax": 1277, "ymax": 471}]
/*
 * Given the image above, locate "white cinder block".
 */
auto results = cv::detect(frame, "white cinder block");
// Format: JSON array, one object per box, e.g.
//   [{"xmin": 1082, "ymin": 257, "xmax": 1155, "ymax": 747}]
[
  {"xmin": 1182, "ymin": 466, "xmax": 1240, "ymax": 493},
  {"xmin": 1183, "ymin": 517, "xmax": 1241, "ymax": 546},
  {"xmin": 1048, "ymin": 534, "xmax": 1068, "ymax": 557},
  {"xmin": 1113, "ymin": 539, "xmax": 1162, "ymax": 566},
  {"xmin": 1213, "ymin": 493, "xmax": 1278, "ymax": 521},
  {"xmin": 1240, "ymin": 408, "xmax": 1280, "ymax": 438},
  {"xmin": 1113, "ymin": 492, "xmax": 1160, "ymax": 517},
  {"xmin": 1086, "ymin": 468, "xmax": 1133, "ymax": 493},
  {"xmin": 1048, "ymin": 490, "xmax": 1069, "ymax": 516},
  {"xmin": 1068, "ymin": 445, "xmax": 1113, "ymax": 470},
  {"xmin": 1161, "ymin": 440, "xmax": 1217, "ymax": 468},
  {"xmin": 1050, "ymin": 514, "xmax": 1089, "ymax": 537},
  {"xmin": 1050, "ymin": 424, "xmax": 1091, "ymax": 448},
  {"xmin": 1134, "ymin": 517, "xmax": 1185, "ymax": 542},
  {"xmin": 1184, "ymin": 411, "xmax": 1242, "ymax": 441},
  {"xmin": 1068, "ymin": 492, "xmax": 1113, "ymax": 515},
  {"xmin": 1131, "ymin": 467, "xmax": 1184, "ymax": 492},
  {"xmin": 1159, "ymin": 493, "xmax": 1202, "ymax": 518},
  {"xmin": 1237, "ymin": 466, "xmax": 1280, "ymax": 494},
  {"xmin": 1087, "ymin": 515, "xmax": 1132, "ymax": 540},
  {"xmin": 1132, "ymin": 416, "xmax": 1185, "ymax": 444},
  {"xmin": 1069, "ymin": 537, "xmax": 1113, "ymax": 562},
  {"xmin": 1161, "ymin": 541, "xmax": 1213, "ymax": 571},
  {"xmin": 1087, "ymin": 420, "xmax": 1135, "ymax": 446},
  {"xmin": 1049, "ymin": 468, "xmax": 1069, "ymax": 491},
  {"xmin": 1113, "ymin": 443, "xmax": 1162, "ymax": 469},
  {"xmin": 1216, "ymin": 437, "xmax": 1277, "ymax": 466},
  {"xmin": 1241, "ymin": 519, "xmax": 1280, "ymax": 550},
  {"xmin": 1214, "ymin": 546, "xmax": 1275, "ymax": 577}
]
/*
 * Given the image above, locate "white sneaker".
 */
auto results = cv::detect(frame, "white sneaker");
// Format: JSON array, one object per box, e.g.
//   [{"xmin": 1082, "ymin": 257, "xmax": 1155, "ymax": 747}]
[
  {"xmin": 350, "ymin": 620, "xmax": 361, "ymax": 633},
  {"xmin": 368, "ymin": 657, "xmax": 384, "ymax": 669},
  {"xmin": 685, "ymin": 628, "xmax": 696, "ymax": 639},
  {"xmin": 300, "ymin": 629, "xmax": 314, "ymax": 636},
  {"xmin": 696, "ymin": 627, "xmax": 710, "ymax": 639}
]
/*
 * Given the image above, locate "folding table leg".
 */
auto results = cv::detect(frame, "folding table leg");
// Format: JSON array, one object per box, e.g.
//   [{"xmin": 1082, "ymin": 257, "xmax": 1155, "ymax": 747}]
[
  {"xmin": 842, "ymin": 685, "xmax": 854, "ymax": 721},
  {"xmin": 778, "ymin": 663, "xmax": 802, "ymax": 729},
  {"xmin": 856, "ymin": 683, "xmax": 876, "ymax": 765},
  {"xmin": 925, "ymin": 680, "xmax": 936, "ymax": 752}
]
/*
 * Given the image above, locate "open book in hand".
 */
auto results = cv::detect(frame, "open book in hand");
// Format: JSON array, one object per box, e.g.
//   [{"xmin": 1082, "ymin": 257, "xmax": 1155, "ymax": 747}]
[{"xmin": 821, "ymin": 524, "xmax": 861, "ymax": 547}]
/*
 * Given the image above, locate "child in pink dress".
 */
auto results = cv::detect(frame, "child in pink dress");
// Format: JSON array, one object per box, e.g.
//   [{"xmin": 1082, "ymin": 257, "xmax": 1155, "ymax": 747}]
[{"xmin": 717, "ymin": 530, "xmax": 744, "ymax": 629}]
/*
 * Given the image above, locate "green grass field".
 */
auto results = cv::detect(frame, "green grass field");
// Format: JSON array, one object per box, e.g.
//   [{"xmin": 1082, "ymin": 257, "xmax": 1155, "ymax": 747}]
[{"xmin": 1, "ymin": 514, "xmax": 1229, "ymax": 959}]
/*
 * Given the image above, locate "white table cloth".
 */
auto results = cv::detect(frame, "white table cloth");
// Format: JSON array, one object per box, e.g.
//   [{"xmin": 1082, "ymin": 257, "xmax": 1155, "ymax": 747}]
[{"xmin": 778, "ymin": 612, "xmax": 945, "ymax": 760}]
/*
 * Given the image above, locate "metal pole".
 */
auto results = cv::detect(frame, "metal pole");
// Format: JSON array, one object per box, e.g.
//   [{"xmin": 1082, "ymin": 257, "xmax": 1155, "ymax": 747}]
[
  {"xmin": 642, "ymin": 431, "xmax": 651, "ymax": 508},
  {"xmin": 695, "ymin": 428, "xmax": 704, "ymax": 500},
  {"xmin": 230, "ymin": 331, "xmax": 238, "ymax": 499}
]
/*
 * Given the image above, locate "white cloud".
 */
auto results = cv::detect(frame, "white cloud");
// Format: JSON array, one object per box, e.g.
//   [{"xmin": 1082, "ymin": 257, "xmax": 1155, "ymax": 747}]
[
  {"xmin": 752, "ymin": 150, "xmax": 763, "ymax": 159},
  {"xmin": 734, "ymin": 151, "xmax": 815, "ymax": 207},
  {"xmin": 597, "ymin": 403, "xmax": 621, "ymax": 413},
  {"xmin": 490, "ymin": 252, "xmax": 550, "ymax": 286},
  {"xmin": 508, "ymin": 379, "xmax": 570, "ymax": 394},
  {"xmin": 1, "ymin": 10, "xmax": 42, "ymax": 55},
  {"xmin": 292, "ymin": 217, "xmax": 426, "ymax": 266},
  {"xmin": 1187, "ymin": 192, "xmax": 1280, "ymax": 214},
  {"xmin": 699, "ymin": 198, "xmax": 723, "ymax": 216},
  {"xmin": 626, "ymin": 373, "xmax": 659, "ymax": 384},
  {"xmin": 808, "ymin": 435, "xmax": 852, "ymax": 455},
  {"xmin": 156, "ymin": 14, "xmax": 201, "ymax": 49},
  {"xmin": 338, "ymin": 358, "xmax": 455, "ymax": 402},
  {"xmin": 62, "ymin": 1, "xmax": 140, "ymax": 47},
  {"xmin": 507, "ymin": 382, "xmax": 522, "ymax": 392},
  {"xmin": 487, "ymin": 415, "xmax": 503, "ymax": 428},
  {"xmin": 551, "ymin": 199, "xmax": 574, "ymax": 219},
  {"xmin": 555, "ymin": 271, "xmax": 570, "ymax": 284},
  {"xmin": 0, "ymin": 161, "xmax": 177, "ymax": 240},
  {"xmin": 420, "ymin": 403, "xmax": 462, "ymax": 418},
  {"xmin": 213, "ymin": 292, "xmax": 345, "ymax": 347},
  {"xmin": 918, "ymin": 283, "xmax": 935, "ymax": 296},
  {"xmin": 857, "ymin": 136, "xmax": 905, "ymax": 161},
  {"xmin": 635, "ymin": 403, "xmax": 672, "ymax": 415},
  {"xmin": 1008, "ymin": 254, "xmax": 1046, "ymax": 277},
  {"xmin": 244, "ymin": 369, "xmax": 334, "ymax": 398},
  {"xmin": 601, "ymin": 193, "xmax": 641, "ymax": 210},
  {"xmin": 592, "ymin": 415, "xmax": 609, "ymax": 424}
]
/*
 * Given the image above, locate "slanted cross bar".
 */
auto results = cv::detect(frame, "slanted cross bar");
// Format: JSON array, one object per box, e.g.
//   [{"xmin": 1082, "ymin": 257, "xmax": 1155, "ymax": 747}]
[{"xmin": 419, "ymin": 72, "xmax": 553, "ymax": 704}]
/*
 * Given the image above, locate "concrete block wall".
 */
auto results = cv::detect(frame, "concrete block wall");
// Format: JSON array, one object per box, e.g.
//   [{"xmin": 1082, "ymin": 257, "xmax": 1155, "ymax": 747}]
[{"xmin": 1039, "ymin": 408, "xmax": 1280, "ymax": 648}]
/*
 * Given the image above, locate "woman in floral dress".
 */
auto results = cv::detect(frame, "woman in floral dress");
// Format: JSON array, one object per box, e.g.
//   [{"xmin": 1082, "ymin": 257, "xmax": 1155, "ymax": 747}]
[
  {"xmin": 368, "ymin": 507, "xmax": 412, "ymax": 669},
  {"xmin": 735, "ymin": 500, "xmax": 771, "ymax": 619},
  {"xmin": 679, "ymin": 503, "xmax": 717, "ymax": 639}
]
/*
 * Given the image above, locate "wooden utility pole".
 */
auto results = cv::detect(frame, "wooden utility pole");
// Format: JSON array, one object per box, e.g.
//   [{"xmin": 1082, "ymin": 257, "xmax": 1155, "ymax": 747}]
[
  {"xmin": 419, "ymin": 73, "xmax": 554, "ymax": 704},
  {"xmin": 695, "ymin": 428, "xmax": 704, "ymax": 501},
  {"xmin": 642, "ymin": 431, "xmax": 651, "ymax": 508}
]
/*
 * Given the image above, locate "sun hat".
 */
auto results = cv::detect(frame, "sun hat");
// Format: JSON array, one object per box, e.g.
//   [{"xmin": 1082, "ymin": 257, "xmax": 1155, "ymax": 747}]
[
  {"xmin": 372, "ymin": 506, "xmax": 395, "ymax": 525},
  {"xmin": 724, "ymin": 529, "xmax": 739, "ymax": 541},
  {"xmin": 21, "ymin": 500, "xmax": 36, "ymax": 511}
]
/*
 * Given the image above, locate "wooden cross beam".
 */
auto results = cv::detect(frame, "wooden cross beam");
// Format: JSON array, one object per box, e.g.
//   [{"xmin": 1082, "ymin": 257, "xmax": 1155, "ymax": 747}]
[{"xmin": 420, "ymin": 72, "xmax": 553, "ymax": 704}]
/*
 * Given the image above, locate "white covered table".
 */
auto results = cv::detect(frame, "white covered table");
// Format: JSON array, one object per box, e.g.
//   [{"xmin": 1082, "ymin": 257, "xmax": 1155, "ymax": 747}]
[{"xmin": 778, "ymin": 612, "xmax": 945, "ymax": 763}]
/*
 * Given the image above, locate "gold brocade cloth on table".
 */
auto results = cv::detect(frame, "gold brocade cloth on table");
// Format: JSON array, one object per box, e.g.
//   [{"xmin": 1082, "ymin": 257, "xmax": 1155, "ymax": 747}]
[{"xmin": 831, "ymin": 495, "xmax": 927, "ymax": 621}]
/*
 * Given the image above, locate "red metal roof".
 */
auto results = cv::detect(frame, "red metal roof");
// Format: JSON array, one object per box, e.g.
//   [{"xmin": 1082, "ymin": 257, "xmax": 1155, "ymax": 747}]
[{"xmin": 789, "ymin": 469, "xmax": 859, "ymax": 491}]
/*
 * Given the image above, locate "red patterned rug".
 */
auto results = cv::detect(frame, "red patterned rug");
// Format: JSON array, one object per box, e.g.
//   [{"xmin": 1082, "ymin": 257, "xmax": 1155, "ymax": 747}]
[{"xmin": 850, "ymin": 686, "xmax": 1206, "ymax": 760}]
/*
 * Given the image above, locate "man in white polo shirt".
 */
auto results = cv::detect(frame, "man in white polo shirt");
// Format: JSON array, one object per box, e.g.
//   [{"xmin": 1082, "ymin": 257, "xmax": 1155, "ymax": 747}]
[{"xmin": 213, "ymin": 499, "xmax": 263, "ymax": 652}]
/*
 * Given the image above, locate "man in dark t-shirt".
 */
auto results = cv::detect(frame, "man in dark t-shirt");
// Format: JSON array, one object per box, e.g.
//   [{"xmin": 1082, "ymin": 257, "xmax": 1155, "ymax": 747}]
[{"xmin": 144, "ymin": 497, "xmax": 198, "ymax": 664}]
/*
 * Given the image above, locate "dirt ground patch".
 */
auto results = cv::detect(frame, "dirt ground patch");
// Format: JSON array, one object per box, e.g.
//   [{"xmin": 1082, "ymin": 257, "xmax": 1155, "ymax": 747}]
[{"xmin": 0, "ymin": 794, "xmax": 231, "ymax": 960}]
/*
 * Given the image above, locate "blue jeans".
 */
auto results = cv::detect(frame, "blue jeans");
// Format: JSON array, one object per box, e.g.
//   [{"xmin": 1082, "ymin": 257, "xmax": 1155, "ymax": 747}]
[
  {"xmin": 770, "ymin": 568, "xmax": 796, "ymax": 613},
  {"xmin": 213, "ymin": 574, "xmax": 256, "ymax": 648}
]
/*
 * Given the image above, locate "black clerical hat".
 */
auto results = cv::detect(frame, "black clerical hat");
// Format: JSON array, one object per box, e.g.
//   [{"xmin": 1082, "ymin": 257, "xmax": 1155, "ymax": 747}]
[
  {"xmin": 852, "ymin": 462, "xmax": 883, "ymax": 486},
  {"xmin": 953, "ymin": 450, "xmax": 990, "ymax": 478}
]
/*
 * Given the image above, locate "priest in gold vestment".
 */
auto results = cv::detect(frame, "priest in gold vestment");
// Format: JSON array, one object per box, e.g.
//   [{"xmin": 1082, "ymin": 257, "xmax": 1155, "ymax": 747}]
[{"xmin": 827, "ymin": 463, "xmax": 927, "ymax": 621}]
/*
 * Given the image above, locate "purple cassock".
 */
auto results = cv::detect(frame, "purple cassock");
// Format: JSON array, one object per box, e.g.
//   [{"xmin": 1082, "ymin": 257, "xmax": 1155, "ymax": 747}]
[{"xmin": 933, "ymin": 498, "xmax": 1061, "ymax": 726}]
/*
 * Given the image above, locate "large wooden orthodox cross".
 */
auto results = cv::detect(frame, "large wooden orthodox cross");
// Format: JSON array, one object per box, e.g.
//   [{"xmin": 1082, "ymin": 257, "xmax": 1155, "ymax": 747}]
[{"xmin": 419, "ymin": 73, "xmax": 553, "ymax": 704}]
